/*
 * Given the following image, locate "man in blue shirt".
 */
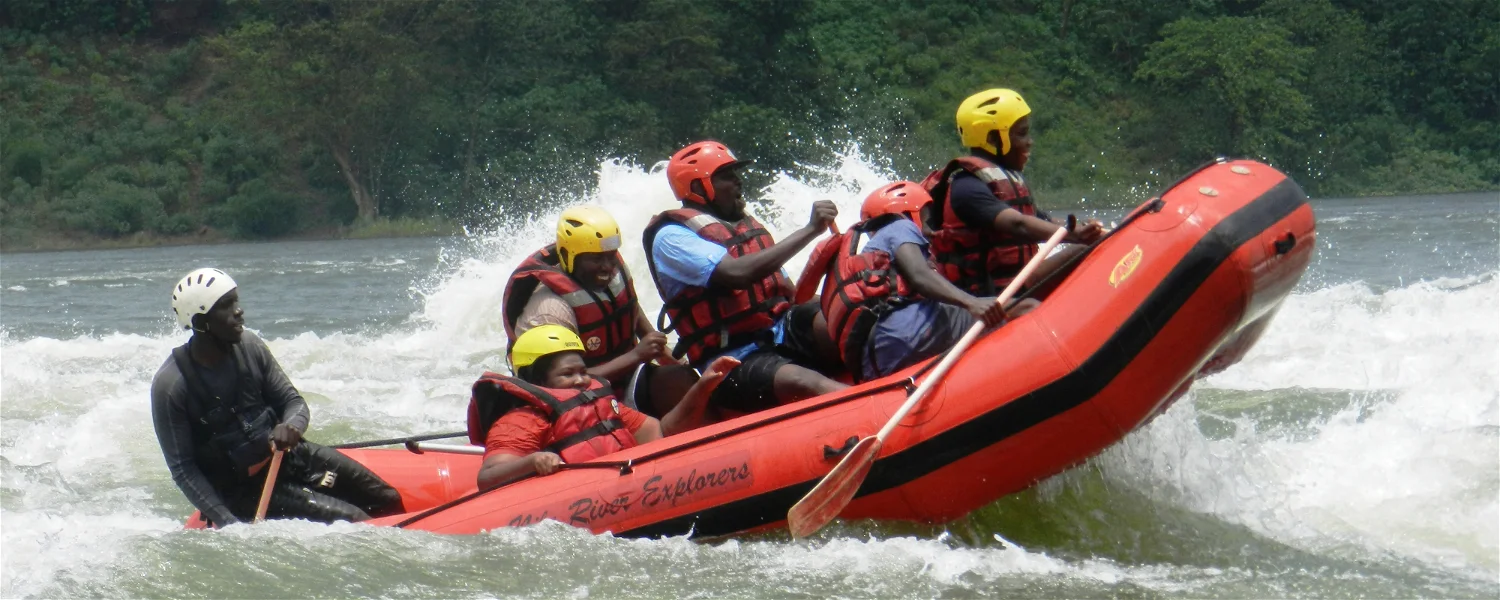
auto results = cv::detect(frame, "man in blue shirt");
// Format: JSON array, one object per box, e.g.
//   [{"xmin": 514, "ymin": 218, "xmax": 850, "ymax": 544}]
[
  {"xmin": 643, "ymin": 141, "xmax": 847, "ymax": 414},
  {"xmin": 808, "ymin": 181, "xmax": 1038, "ymax": 381}
]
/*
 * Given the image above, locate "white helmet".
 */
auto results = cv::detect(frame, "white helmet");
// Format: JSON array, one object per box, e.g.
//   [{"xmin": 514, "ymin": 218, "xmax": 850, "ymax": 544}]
[{"xmin": 171, "ymin": 268, "xmax": 238, "ymax": 330}]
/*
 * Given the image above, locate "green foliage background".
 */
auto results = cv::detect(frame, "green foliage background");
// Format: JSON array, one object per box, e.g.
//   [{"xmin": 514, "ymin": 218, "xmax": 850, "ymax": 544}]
[{"xmin": 2, "ymin": 0, "xmax": 1495, "ymax": 248}]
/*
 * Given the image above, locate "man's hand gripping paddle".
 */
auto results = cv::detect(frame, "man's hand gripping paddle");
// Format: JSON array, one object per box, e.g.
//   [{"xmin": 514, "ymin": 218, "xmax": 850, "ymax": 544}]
[{"xmin": 786, "ymin": 225, "xmax": 1070, "ymax": 538}]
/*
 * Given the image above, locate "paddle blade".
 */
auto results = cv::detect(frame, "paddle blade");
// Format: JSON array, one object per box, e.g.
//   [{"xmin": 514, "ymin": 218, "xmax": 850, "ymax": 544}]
[{"xmin": 787, "ymin": 436, "xmax": 881, "ymax": 538}]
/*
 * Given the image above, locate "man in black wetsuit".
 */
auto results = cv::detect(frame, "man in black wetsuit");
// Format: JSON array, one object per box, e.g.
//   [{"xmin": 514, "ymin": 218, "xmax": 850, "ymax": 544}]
[{"xmin": 151, "ymin": 268, "xmax": 403, "ymax": 526}]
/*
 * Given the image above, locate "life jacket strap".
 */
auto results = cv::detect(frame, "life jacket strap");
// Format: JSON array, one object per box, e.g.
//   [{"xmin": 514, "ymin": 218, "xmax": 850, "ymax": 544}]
[{"xmin": 546, "ymin": 419, "xmax": 627, "ymax": 455}]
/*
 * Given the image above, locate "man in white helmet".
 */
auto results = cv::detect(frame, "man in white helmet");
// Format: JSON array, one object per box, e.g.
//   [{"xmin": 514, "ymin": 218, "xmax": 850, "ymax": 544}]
[{"xmin": 150, "ymin": 268, "xmax": 402, "ymax": 526}]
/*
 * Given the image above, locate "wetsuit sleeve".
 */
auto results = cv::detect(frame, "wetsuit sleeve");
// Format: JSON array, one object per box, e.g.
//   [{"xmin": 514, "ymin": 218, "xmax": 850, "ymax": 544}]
[
  {"xmin": 948, "ymin": 173, "xmax": 1009, "ymax": 231},
  {"xmin": 245, "ymin": 334, "xmax": 310, "ymax": 434},
  {"xmin": 151, "ymin": 361, "xmax": 239, "ymax": 526}
]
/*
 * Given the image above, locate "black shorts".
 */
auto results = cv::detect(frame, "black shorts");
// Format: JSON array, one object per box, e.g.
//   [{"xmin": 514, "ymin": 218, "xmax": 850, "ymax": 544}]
[{"xmin": 708, "ymin": 302, "xmax": 830, "ymax": 413}]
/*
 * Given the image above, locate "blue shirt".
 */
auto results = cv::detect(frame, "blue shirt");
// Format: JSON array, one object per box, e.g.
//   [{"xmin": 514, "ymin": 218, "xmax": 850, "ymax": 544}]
[
  {"xmin": 650, "ymin": 223, "xmax": 786, "ymax": 363},
  {"xmin": 860, "ymin": 219, "xmax": 945, "ymax": 380}
]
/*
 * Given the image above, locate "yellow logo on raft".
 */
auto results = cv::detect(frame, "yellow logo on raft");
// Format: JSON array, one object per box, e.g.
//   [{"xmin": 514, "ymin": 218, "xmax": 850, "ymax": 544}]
[{"xmin": 1110, "ymin": 245, "xmax": 1143, "ymax": 287}]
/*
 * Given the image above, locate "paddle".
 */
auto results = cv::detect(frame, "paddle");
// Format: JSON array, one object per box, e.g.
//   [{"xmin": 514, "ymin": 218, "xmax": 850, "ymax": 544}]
[
  {"xmin": 786, "ymin": 225, "xmax": 1071, "ymax": 538},
  {"xmin": 253, "ymin": 449, "xmax": 285, "ymax": 523},
  {"xmin": 332, "ymin": 431, "xmax": 468, "ymax": 450},
  {"xmin": 403, "ymin": 441, "xmax": 485, "ymax": 455}
]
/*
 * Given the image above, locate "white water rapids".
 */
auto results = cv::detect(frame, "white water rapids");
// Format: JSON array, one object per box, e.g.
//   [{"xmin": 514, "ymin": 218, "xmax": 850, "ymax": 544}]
[{"xmin": 2, "ymin": 152, "xmax": 1496, "ymax": 597}]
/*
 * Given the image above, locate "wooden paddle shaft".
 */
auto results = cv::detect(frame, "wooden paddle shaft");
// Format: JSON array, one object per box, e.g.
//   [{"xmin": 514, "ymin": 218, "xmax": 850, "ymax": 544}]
[
  {"xmin": 873, "ymin": 226, "xmax": 1070, "ymax": 442},
  {"xmin": 253, "ymin": 449, "xmax": 285, "ymax": 523}
]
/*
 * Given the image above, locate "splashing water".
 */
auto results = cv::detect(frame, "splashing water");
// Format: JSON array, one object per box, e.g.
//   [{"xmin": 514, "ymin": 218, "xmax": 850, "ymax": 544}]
[{"xmin": 2, "ymin": 151, "xmax": 1495, "ymax": 598}]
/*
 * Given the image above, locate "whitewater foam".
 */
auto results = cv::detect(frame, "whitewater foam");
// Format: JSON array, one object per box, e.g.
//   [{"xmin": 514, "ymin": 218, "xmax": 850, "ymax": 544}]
[
  {"xmin": 2, "ymin": 151, "xmax": 1495, "ymax": 597},
  {"xmin": 1103, "ymin": 275, "xmax": 1500, "ymax": 577}
]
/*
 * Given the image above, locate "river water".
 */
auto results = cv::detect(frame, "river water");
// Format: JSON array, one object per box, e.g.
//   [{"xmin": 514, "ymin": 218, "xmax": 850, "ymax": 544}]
[{"xmin": 2, "ymin": 154, "xmax": 1497, "ymax": 598}]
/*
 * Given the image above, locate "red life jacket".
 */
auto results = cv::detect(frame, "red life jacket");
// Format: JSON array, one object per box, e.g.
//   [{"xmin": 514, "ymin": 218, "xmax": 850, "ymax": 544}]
[
  {"xmin": 920, "ymin": 155, "xmax": 1038, "ymax": 295},
  {"xmin": 643, "ymin": 208, "xmax": 793, "ymax": 365},
  {"xmin": 798, "ymin": 216, "xmax": 920, "ymax": 381},
  {"xmin": 502, "ymin": 244, "xmax": 639, "ymax": 366},
  {"xmin": 466, "ymin": 373, "xmax": 636, "ymax": 463}
]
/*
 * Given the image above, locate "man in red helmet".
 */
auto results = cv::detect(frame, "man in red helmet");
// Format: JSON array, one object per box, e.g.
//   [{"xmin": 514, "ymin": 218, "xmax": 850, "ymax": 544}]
[
  {"xmin": 922, "ymin": 89, "xmax": 1105, "ymax": 296},
  {"xmin": 799, "ymin": 182, "xmax": 1037, "ymax": 383},
  {"xmin": 642, "ymin": 141, "xmax": 847, "ymax": 414}
]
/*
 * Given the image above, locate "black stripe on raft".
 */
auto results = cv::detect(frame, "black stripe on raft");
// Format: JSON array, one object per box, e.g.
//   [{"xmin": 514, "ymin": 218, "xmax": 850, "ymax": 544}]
[{"xmin": 623, "ymin": 176, "xmax": 1308, "ymax": 539}]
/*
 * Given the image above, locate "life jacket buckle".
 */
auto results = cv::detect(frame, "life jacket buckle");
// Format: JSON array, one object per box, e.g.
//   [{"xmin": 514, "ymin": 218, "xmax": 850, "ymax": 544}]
[{"xmin": 618, "ymin": 459, "xmax": 634, "ymax": 476}]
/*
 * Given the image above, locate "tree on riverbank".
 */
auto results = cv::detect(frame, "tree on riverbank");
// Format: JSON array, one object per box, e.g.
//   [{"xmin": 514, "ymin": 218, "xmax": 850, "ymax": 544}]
[{"xmin": 2, "ymin": 0, "xmax": 1495, "ymax": 248}]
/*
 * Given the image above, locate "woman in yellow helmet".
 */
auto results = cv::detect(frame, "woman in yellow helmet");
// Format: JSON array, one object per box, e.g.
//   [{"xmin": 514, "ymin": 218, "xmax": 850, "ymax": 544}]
[
  {"xmin": 467, "ymin": 325, "xmax": 739, "ymax": 490},
  {"xmin": 502, "ymin": 206, "xmax": 673, "ymax": 402},
  {"xmin": 919, "ymin": 89, "xmax": 1105, "ymax": 295}
]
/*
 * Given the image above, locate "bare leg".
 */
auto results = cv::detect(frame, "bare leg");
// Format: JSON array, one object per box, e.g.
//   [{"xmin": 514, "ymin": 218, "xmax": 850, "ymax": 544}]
[
  {"xmin": 771, "ymin": 363, "xmax": 847, "ymax": 404},
  {"xmin": 1030, "ymin": 245, "xmax": 1088, "ymax": 285},
  {"xmin": 1004, "ymin": 298, "xmax": 1041, "ymax": 318}
]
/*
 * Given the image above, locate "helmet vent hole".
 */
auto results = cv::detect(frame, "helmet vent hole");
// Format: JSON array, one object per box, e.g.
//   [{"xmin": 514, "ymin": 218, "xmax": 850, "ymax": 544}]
[
  {"xmin": 565, "ymin": 219, "xmax": 583, "ymax": 227},
  {"xmin": 205, "ymin": 277, "xmax": 215, "ymax": 287},
  {"xmin": 977, "ymin": 97, "xmax": 1000, "ymax": 108}
]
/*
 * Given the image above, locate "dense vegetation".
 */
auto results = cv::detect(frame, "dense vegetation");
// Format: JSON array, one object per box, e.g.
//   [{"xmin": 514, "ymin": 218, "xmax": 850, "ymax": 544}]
[{"xmin": 2, "ymin": 0, "xmax": 1495, "ymax": 249}]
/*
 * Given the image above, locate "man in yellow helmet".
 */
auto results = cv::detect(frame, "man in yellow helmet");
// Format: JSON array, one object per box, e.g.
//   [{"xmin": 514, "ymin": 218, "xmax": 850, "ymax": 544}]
[
  {"xmin": 502, "ymin": 206, "xmax": 672, "ymax": 403},
  {"xmin": 920, "ymin": 89, "xmax": 1105, "ymax": 295}
]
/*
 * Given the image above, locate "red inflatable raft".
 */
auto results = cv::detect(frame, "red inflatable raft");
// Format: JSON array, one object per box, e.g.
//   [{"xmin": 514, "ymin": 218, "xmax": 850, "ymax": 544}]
[{"xmin": 187, "ymin": 159, "xmax": 1315, "ymax": 537}]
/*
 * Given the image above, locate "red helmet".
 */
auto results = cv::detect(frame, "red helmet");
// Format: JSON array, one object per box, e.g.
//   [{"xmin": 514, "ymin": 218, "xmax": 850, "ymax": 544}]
[
  {"xmin": 860, "ymin": 181, "xmax": 932, "ymax": 223},
  {"xmin": 667, "ymin": 141, "xmax": 749, "ymax": 204}
]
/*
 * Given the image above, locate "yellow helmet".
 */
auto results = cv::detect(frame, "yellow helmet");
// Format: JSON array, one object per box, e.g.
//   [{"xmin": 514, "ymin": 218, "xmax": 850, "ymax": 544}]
[
  {"xmin": 510, "ymin": 324, "xmax": 585, "ymax": 369},
  {"xmin": 556, "ymin": 205, "xmax": 622, "ymax": 273},
  {"xmin": 956, "ymin": 89, "xmax": 1031, "ymax": 156}
]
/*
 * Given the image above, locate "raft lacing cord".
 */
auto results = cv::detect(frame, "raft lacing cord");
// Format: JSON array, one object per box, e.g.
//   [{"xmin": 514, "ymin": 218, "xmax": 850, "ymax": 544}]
[
  {"xmin": 1010, "ymin": 156, "xmax": 1227, "ymax": 304},
  {"xmin": 394, "ymin": 164, "xmax": 1223, "ymax": 529}
]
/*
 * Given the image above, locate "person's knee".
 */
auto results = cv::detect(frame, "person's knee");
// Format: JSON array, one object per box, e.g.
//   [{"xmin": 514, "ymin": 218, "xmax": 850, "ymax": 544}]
[
  {"xmin": 370, "ymin": 485, "xmax": 404, "ymax": 514},
  {"xmin": 269, "ymin": 483, "xmax": 372, "ymax": 523},
  {"xmin": 772, "ymin": 364, "xmax": 846, "ymax": 403},
  {"xmin": 1006, "ymin": 298, "xmax": 1040, "ymax": 318}
]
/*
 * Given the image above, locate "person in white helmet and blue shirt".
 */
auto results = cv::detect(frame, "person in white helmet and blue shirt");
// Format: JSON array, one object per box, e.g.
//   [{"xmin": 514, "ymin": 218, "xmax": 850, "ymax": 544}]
[{"xmin": 150, "ymin": 268, "xmax": 403, "ymax": 526}]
